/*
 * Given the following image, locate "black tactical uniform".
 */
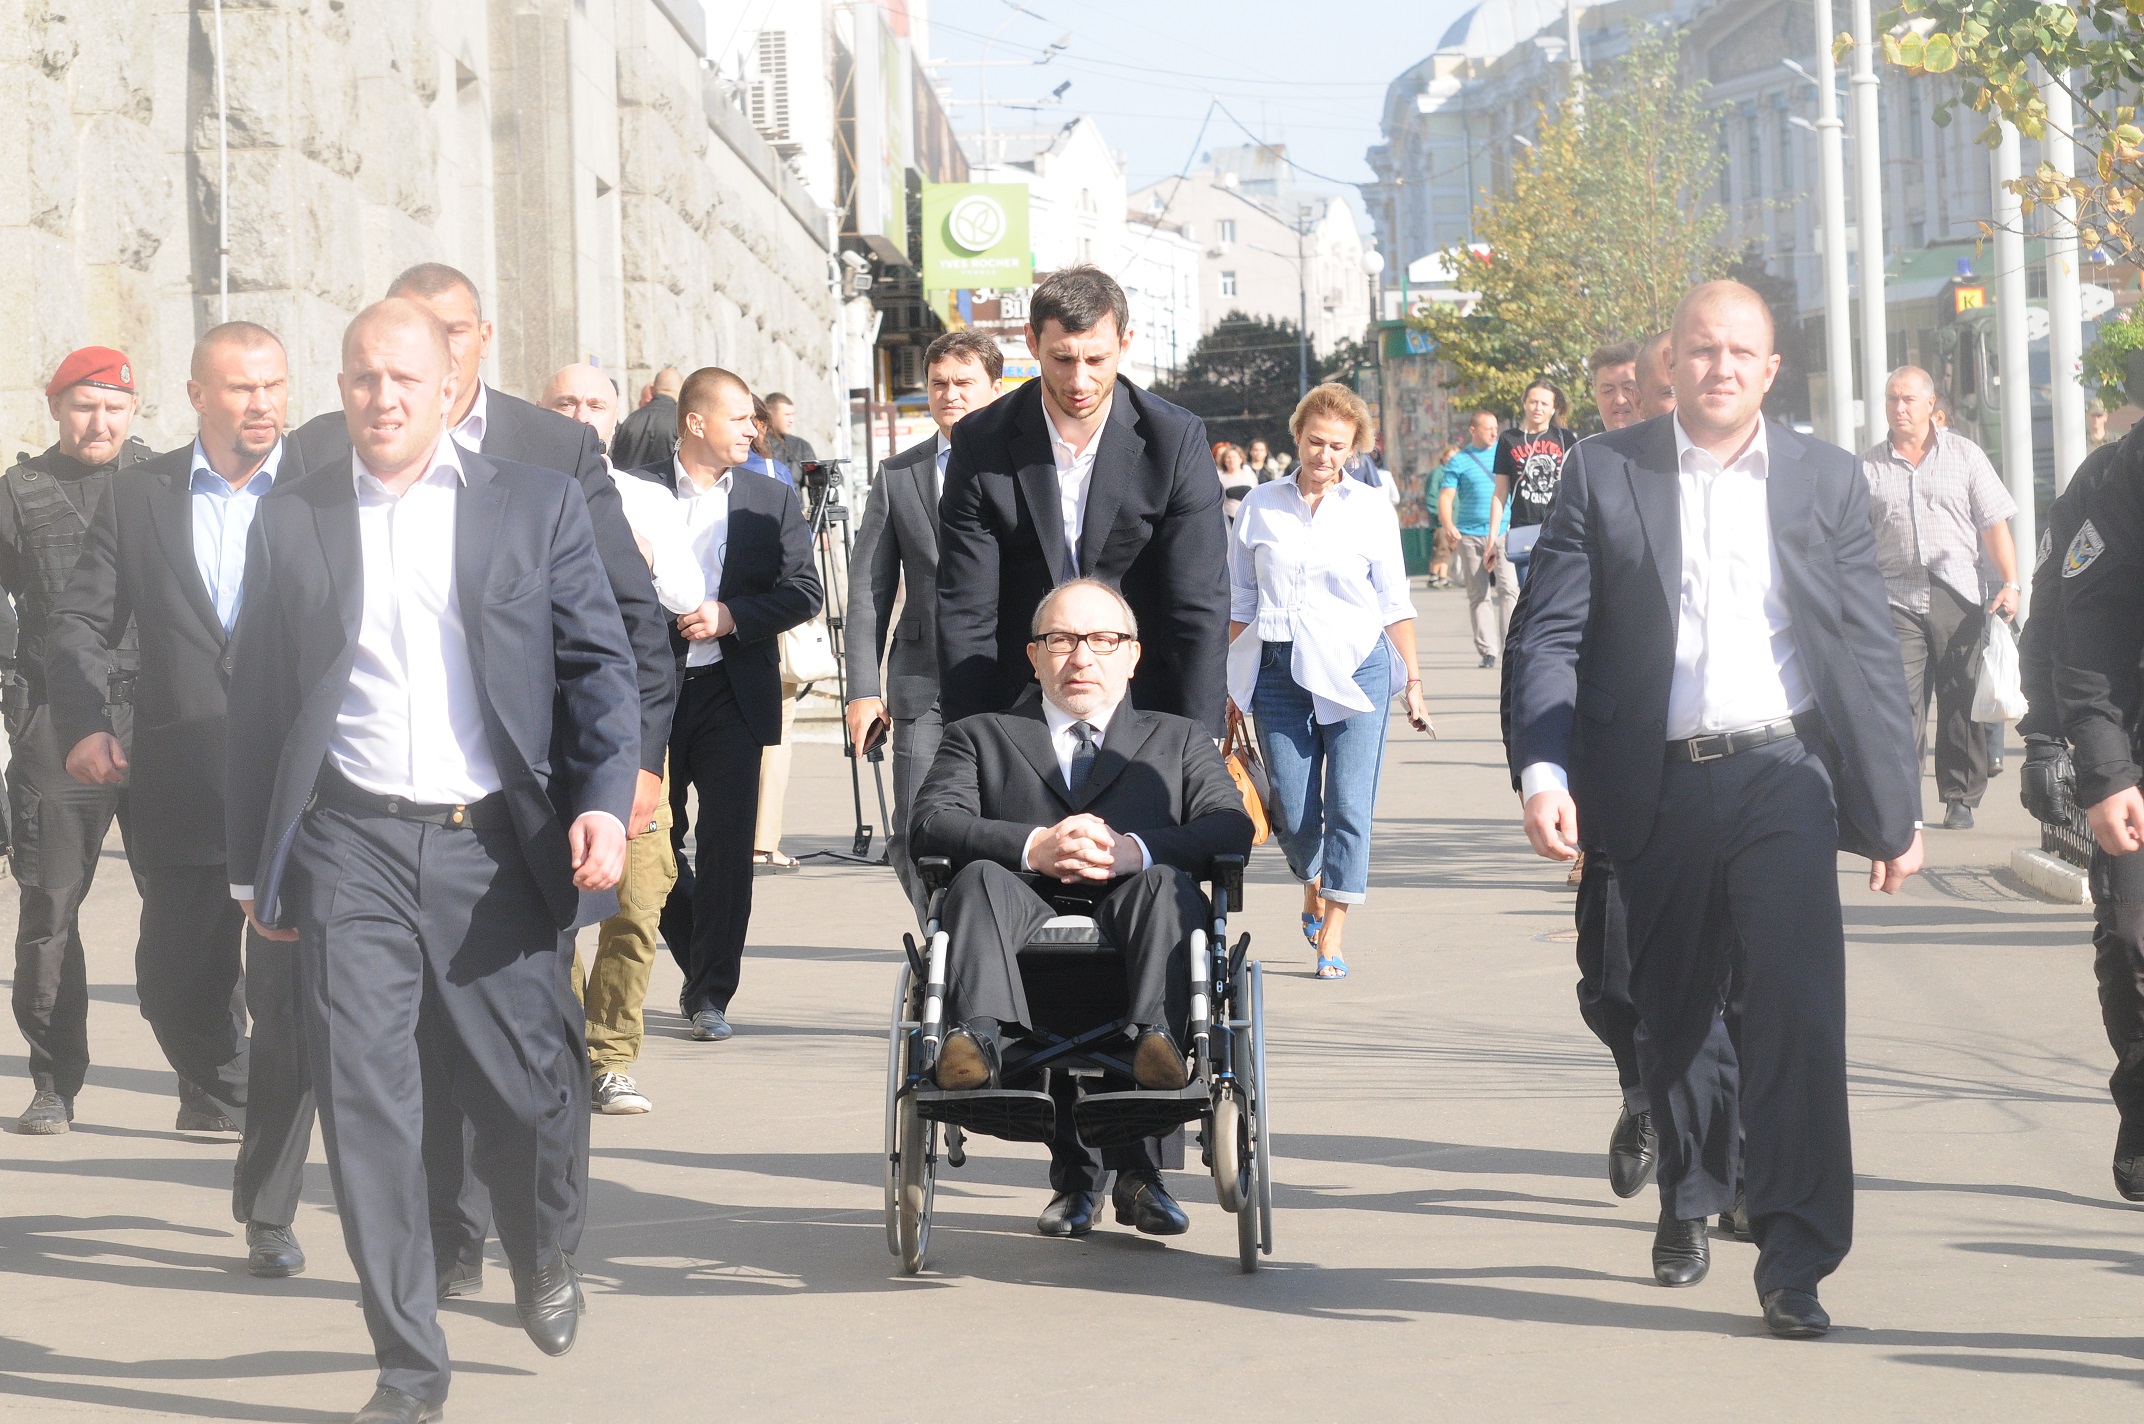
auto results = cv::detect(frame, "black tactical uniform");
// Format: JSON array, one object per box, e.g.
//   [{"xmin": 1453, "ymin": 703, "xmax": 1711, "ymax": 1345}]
[
  {"xmin": 2031, "ymin": 425, "xmax": 2144, "ymax": 1196},
  {"xmin": 2, "ymin": 437, "xmax": 145, "ymax": 1104}
]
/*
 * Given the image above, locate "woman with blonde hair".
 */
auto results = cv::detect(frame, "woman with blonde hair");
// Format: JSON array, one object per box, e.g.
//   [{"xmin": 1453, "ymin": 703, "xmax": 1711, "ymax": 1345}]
[
  {"xmin": 1215, "ymin": 441, "xmax": 1256, "ymax": 523},
  {"xmin": 1228, "ymin": 383, "xmax": 1431, "ymax": 979}
]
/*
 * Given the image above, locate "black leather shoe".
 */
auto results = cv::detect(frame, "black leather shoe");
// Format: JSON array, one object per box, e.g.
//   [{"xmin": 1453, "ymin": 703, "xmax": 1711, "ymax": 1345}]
[
  {"xmin": 1718, "ymin": 1190, "xmax": 1752, "ymax": 1241},
  {"xmin": 352, "ymin": 1386, "xmax": 442, "ymax": 1423},
  {"xmin": 16, "ymin": 1087, "xmax": 72, "ymax": 1134},
  {"xmin": 1112, "ymin": 1170, "xmax": 1190, "ymax": 1236},
  {"xmin": 1652, "ymin": 1212, "xmax": 1709, "ymax": 1286},
  {"xmin": 934, "ymin": 1024, "xmax": 1000, "ymax": 1090},
  {"xmin": 1607, "ymin": 1106, "xmax": 1656, "ymax": 1198},
  {"xmin": 1037, "ymin": 1190, "xmax": 1100, "ymax": 1237},
  {"xmin": 1942, "ymin": 800, "xmax": 1974, "ymax": 830},
  {"xmin": 1130, "ymin": 1028, "xmax": 1189, "ymax": 1090},
  {"xmin": 2115, "ymin": 1123, "xmax": 2144, "ymax": 1202},
  {"xmin": 175, "ymin": 1078, "xmax": 238, "ymax": 1133},
  {"xmin": 436, "ymin": 1258, "xmax": 484, "ymax": 1301},
  {"xmin": 515, "ymin": 1255, "xmax": 584, "ymax": 1357},
  {"xmin": 1761, "ymin": 1287, "xmax": 1831, "ymax": 1338},
  {"xmin": 246, "ymin": 1222, "xmax": 305, "ymax": 1278}
]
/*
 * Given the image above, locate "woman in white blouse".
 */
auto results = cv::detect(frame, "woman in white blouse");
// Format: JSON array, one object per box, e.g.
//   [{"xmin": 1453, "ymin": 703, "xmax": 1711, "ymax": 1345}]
[{"xmin": 1228, "ymin": 384, "xmax": 1430, "ymax": 979}]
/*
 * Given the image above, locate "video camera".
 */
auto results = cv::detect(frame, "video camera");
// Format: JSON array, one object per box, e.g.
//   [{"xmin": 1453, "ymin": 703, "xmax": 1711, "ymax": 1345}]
[{"xmin": 799, "ymin": 459, "xmax": 849, "ymax": 524}]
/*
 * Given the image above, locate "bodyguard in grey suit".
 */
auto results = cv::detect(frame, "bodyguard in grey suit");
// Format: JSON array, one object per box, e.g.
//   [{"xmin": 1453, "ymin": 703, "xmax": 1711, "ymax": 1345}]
[
  {"xmin": 227, "ymin": 301, "xmax": 637, "ymax": 1423},
  {"xmin": 845, "ymin": 330, "xmax": 1003, "ymax": 913}
]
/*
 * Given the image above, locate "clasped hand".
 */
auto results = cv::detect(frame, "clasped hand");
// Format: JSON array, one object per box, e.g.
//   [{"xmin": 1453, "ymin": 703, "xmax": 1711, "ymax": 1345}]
[{"xmin": 1027, "ymin": 812, "xmax": 1140, "ymax": 883}]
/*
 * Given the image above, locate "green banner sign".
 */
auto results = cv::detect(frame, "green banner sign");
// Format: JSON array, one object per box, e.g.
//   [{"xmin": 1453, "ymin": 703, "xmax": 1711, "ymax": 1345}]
[{"xmin": 922, "ymin": 183, "xmax": 1032, "ymax": 292}]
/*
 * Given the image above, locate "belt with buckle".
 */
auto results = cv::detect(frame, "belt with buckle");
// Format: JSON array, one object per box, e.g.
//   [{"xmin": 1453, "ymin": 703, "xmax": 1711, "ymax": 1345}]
[
  {"xmin": 1670, "ymin": 717, "xmax": 1802, "ymax": 764},
  {"xmin": 315, "ymin": 769, "xmax": 511, "ymax": 829}
]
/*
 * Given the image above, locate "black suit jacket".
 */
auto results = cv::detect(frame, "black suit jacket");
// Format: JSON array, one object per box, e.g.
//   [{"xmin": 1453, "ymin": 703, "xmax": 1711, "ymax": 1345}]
[
  {"xmin": 610, "ymin": 393, "xmax": 678, "ymax": 474},
  {"xmin": 846, "ymin": 434, "xmax": 941, "ymax": 720},
  {"xmin": 1503, "ymin": 415, "xmax": 1920, "ymax": 863},
  {"xmin": 631, "ymin": 462, "xmax": 821, "ymax": 747},
  {"xmin": 293, "ymin": 387, "xmax": 674, "ymax": 775},
  {"xmin": 937, "ymin": 379, "xmax": 1229, "ymax": 735},
  {"xmin": 226, "ymin": 451, "xmax": 642, "ymax": 931},
  {"xmin": 46, "ymin": 441, "xmax": 313, "ymax": 867},
  {"xmin": 910, "ymin": 692, "xmax": 1254, "ymax": 891}
]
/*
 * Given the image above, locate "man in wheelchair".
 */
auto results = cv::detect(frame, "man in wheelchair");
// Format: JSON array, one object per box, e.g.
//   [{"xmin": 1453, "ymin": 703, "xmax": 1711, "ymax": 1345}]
[{"xmin": 911, "ymin": 578, "xmax": 1255, "ymax": 1238}]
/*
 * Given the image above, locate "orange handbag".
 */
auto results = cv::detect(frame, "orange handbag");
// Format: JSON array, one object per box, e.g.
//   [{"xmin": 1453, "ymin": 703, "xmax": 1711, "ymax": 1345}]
[{"xmin": 1223, "ymin": 704, "xmax": 1272, "ymax": 847}]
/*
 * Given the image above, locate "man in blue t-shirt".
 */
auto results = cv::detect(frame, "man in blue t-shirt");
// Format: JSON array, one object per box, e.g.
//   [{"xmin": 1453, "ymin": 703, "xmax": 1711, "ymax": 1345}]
[{"xmin": 1438, "ymin": 409, "xmax": 1517, "ymax": 668}]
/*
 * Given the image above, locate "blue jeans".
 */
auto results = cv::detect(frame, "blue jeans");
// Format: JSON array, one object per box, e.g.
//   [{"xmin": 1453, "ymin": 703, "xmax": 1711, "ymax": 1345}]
[{"xmin": 1250, "ymin": 641, "xmax": 1392, "ymax": 904}]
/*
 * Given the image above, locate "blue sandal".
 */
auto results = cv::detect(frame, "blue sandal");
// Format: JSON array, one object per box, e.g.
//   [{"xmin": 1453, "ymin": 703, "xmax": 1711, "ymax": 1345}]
[
  {"xmin": 1315, "ymin": 951, "xmax": 1349, "ymax": 980},
  {"xmin": 1301, "ymin": 911, "xmax": 1324, "ymax": 945}
]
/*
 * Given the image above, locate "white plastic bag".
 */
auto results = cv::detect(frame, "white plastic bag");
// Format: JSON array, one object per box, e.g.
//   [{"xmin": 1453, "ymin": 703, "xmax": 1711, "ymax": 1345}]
[{"xmin": 1972, "ymin": 615, "xmax": 2027, "ymax": 723}]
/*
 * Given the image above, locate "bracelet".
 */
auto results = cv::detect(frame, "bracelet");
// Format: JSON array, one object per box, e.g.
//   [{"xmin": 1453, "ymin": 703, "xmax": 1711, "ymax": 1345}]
[{"xmin": 1405, "ymin": 679, "xmax": 1421, "ymax": 688}]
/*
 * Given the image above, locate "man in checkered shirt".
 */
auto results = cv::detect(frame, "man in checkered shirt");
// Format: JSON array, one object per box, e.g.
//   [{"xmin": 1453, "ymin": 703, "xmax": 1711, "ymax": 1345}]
[{"xmin": 1860, "ymin": 365, "xmax": 2020, "ymax": 831}]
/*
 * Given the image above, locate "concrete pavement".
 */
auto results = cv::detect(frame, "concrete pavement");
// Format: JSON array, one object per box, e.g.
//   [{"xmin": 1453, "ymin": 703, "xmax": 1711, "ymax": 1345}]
[{"xmin": 2, "ymin": 585, "xmax": 2136, "ymax": 1421}]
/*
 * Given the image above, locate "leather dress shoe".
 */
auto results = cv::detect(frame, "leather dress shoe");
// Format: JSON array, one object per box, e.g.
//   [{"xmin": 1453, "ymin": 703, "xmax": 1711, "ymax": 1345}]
[
  {"xmin": 175, "ymin": 1078, "xmax": 238, "ymax": 1133},
  {"xmin": 1652, "ymin": 1212, "xmax": 1709, "ymax": 1286},
  {"xmin": 934, "ymin": 1024, "xmax": 1000, "ymax": 1090},
  {"xmin": 352, "ymin": 1386, "xmax": 442, "ymax": 1423},
  {"xmin": 689, "ymin": 1008, "xmax": 732, "ymax": 1042},
  {"xmin": 1130, "ymin": 1028, "xmax": 1189, "ymax": 1090},
  {"xmin": 1037, "ymin": 1189, "xmax": 1101, "ymax": 1237},
  {"xmin": 1718, "ymin": 1190, "xmax": 1752, "ymax": 1241},
  {"xmin": 15, "ymin": 1087, "xmax": 73, "ymax": 1134},
  {"xmin": 436, "ymin": 1258, "xmax": 484, "ymax": 1301},
  {"xmin": 245, "ymin": 1222, "xmax": 305, "ymax": 1278},
  {"xmin": 1607, "ymin": 1106, "xmax": 1656, "ymax": 1199},
  {"xmin": 515, "ymin": 1255, "xmax": 585, "ymax": 1357},
  {"xmin": 1761, "ymin": 1287, "xmax": 1831, "ymax": 1338},
  {"xmin": 1112, "ymin": 1170, "xmax": 1190, "ymax": 1236},
  {"xmin": 2114, "ymin": 1123, "xmax": 2144, "ymax": 1202}
]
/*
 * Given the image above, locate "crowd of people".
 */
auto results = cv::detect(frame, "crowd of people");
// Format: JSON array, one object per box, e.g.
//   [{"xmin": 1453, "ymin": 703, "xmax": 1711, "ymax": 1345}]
[{"xmin": 10, "ymin": 249, "xmax": 2144, "ymax": 1419}]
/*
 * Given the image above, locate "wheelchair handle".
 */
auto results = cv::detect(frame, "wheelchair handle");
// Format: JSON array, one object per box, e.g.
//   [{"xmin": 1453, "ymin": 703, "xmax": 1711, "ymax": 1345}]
[{"xmin": 1209, "ymin": 854, "xmax": 1245, "ymax": 914}]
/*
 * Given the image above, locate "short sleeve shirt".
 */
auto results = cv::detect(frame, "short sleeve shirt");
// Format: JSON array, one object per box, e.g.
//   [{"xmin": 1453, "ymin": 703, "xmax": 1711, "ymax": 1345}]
[
  {"xmin": 1495, "ymin": 424, "xmax": 1577, "ymax": 528},
  {"xmin": 1860, "ymin": 427, "xmax": 2017, "ymax": 613}
]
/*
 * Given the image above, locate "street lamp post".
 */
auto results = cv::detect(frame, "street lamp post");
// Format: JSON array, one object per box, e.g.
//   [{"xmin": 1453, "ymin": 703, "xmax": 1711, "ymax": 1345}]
[
  {"xmin": 1993, "ymin": 121, "xmax": 2037, "ymax": 619},
  {"xmin": 1812, "ymin": 0, "xmax": 1855, "ymax": 448},
  {"xmin": 1364, "ymin": 247, "xmax": 1387, "ymax": 459},
  {"xmin": 2042, "ymin": 67, "xmax": 2089, "ymax": 494},
  {"xmin": 1295, "ymin": 204, "xmax": 1312, "ymax": 400},
  {"xmin": 1850, "ymin": 0, "xmax": 1889, "ymax": 451}
]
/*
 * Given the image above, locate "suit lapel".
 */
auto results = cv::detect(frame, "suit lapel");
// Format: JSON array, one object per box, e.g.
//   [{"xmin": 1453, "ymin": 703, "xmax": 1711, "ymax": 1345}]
[
  {"xmin": 454, "ymin": 451, "xmax": 505, "ymax": 654},
  {"xmin": 905, "ymin": 447, "xmax": 941, "ymax": 559},
  {"xmin": 1006, "ymin": 700, "xmax": 1073, "ymax": 811},
  {"xmin": 1627, "ymin": 417, "xmax": 1682, "ymax": 620},
  {"xmin": 1014, "ymin": 389, "xmax": 1071, "ymax": 582},
  {"xmin": 151, "ymin": 462, "xmax": 228, "ymax": 645},
  {"xmin": 1076, "ymin": 391, "xmax": 1143, "ymax": 577},
  {"xmin": 1763, "ymin": 421, "xmax": 1816, "ymax": 555},
  {"xmin": 314, "ymin": 461, "xmax": 363, "ymax": 657},
  {"xmin": 1071, "ymin": 704, "xmax": 1158, "ymax": 811}
]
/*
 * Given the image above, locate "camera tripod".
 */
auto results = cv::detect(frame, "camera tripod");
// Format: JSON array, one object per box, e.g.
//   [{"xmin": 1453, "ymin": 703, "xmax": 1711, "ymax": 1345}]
[{"xmin": 797, "ymin": 459, "xmax": 893, "ymax": 864}]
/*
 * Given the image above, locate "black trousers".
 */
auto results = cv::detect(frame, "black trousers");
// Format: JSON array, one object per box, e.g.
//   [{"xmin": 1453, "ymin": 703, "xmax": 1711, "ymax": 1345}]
[
  {"xmin": 288, "ymin": 803, "xmax": 578, "ymax": 1406},
  {"xmin": 2089, "ymin": 846, "xmax": 2144, "ymax": 1128},
  {"xmin": 1894, "ymin": 583, "xmax": 1990, "ymax": 808},
  {"xmin": 234, "ymin": 937, "xmax": 316, "ymax": 1228},
  {"xmin": 135, "ymin": 866, "xmax": 250, "ymax": 1119},
  {"xmin": 888, "ymin": 706, "xmax": 943, "ymax": 924},
  {"xmin": 1573, "ymin": 854, "xmax": 1645, "ymax": 1112},
  {"xmin": 1618, "ymin": 737, "xmax": 1852, "ymax": 1299},
  {"xmin": 942, "ymin": 859, "xmax": 1200, "ymax": 1190},
  {"xmin": 8, "ymin": 703, "xmax": 127, "ymax": 1099},
  {"xmin": 662, "ymin": 664, "xmax": 763, "ymax": 1015}
]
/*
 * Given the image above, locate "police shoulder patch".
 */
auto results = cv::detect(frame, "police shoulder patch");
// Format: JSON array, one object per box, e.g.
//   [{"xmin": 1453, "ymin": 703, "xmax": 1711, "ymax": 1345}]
[
  {"xmin": 2064, "ymin": 519, "xmax": 2107, "ymax": 578},
  {"xmin": 2036, "ymin": 527, "xmax": 2054, "ymax": 573}
]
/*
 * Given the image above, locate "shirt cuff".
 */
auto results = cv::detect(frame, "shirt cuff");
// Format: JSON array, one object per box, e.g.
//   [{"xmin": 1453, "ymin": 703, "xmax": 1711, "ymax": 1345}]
[
  {"xmin": 1127, "ymin": 833, "xmax": 1152, "ymax": 871},
  {"xmin": 229, "ymin": 885, "xmax": 254, "ymax": 903},
  {"xmin": 578, "ymin": 811, "xmax": 627, "ymax": 840},
  {"xmin": 1022, "ymin": 826, "xmax": 1045, "ymax": 873},
  {"xmin": 1519, "ymin": 762, "xmax": 1569, "ymax": 800}
]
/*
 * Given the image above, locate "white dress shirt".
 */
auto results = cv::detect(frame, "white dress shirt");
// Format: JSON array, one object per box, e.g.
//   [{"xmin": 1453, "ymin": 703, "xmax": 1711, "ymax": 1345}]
[
  {"xmin": 188, "ymin": 437, "xmax": 281, "ymax": 633},
  {"xmin": 329, "ymin": 438, "xmax": 502, "ymax": 804},
  {"xmin": 1225, "ymin": 475, "xmax": 1414, "ymax": 723},
  {"xmin": 448, "ymin": 382, "xmax": 490, "ymax": 454},
  {"xmin": 1021, "ymin": 694, "xmax": 1150, "ymax": 873},
  {"xmin": 608, "ymin": 459, "xmax": 705, "ymax": 614},
  {"xmin": 1041, "ymin": 394, "xmax": 1111, "ymax": 570},
  {"xmin": 1519, "ymin": 417, "xmax": 1811, "ymax": 802},
  {"xmin": 934, "ymin": 432, "xmax": 950, "ymax": 500},
  {"xmin": 675, "ymin": 460, "xmax": 733, "ymax": 666}
]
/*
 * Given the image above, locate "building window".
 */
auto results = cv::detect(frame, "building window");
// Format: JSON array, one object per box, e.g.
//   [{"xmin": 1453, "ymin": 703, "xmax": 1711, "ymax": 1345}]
[
  {"xmin": 1218, "ymin": 218, "xmax": 1236, "ymax": 243},
  {"xmin": 1741, "ymin": 100, "xmax": 1762, "ymax": 200},
  {"xmin": 1220, "ymin": 271, "xmax": 1237, "ymax": 298},
  {"xmin": 1079, "ymin": 236, "xmax": 1094, "ymax": 262},
  {"xmin": 1772, "ymin": 94, "xmax": 1793, "ymax": 191}
]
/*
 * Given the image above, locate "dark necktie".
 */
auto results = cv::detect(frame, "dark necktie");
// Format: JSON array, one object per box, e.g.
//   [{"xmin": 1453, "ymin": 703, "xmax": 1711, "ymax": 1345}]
[{"xmin": 1068, "ymin": 720, "xmax": 1098, "ymax": 793}]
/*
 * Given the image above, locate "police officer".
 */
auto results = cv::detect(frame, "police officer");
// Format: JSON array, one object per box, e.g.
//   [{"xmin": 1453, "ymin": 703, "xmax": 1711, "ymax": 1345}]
[
  {"xmin": 3, "ymin": 347, "xmax": 183, "ymax": 1134},
  {"xmin": 2026, "ymin": 393, "xmax": 2144, "ymax": 1200}
]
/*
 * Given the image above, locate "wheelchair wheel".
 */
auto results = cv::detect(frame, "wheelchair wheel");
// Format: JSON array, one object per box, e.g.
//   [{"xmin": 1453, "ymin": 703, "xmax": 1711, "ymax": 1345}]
[
  {"xmin": 895, "ymin": 1094, "xmax": 936, "ymax": 1273},
  {"xmin": 885, "ymin": 966, "xmax": 911, "ymax": 1255},
  {"xmin": 1235, "ymin": 960, "xmax": 1272, "ymax": 1273},
  {"xmin": 1249, "ymin": 960, "xmax": 1274, "ymax": 1260},
  {"xmin": 1212, "ymin": 1092, "xmax": 1246, "ymax": 1215}
]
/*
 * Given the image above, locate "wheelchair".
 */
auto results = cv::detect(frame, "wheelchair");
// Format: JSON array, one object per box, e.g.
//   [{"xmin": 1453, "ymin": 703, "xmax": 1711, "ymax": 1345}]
[{"xmin": 883, "ymin": 854, "xmax": 1272, "ymax": 1274}]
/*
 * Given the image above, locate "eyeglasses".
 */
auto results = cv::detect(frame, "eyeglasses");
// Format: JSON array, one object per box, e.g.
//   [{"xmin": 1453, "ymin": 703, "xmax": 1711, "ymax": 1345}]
[{"xmin": 1032, "ymin": 630, "xmax": 1135, "ymax": 655}]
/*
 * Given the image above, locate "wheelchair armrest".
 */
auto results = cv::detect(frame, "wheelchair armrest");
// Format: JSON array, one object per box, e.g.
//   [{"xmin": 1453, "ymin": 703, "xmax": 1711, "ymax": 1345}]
[
  {"xmin": 917, "ymin": 857, "xmax": 954, "ymax": 893},
  {"xmin": 1209, "ymin": 854, "xmax": 1244, "ymax": 914}
]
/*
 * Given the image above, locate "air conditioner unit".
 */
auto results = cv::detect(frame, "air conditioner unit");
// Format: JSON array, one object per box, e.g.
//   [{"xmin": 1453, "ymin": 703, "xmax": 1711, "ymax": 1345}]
[{"xmin": 746, "ymin": 30, "xmax": 791, "ymax": 146}]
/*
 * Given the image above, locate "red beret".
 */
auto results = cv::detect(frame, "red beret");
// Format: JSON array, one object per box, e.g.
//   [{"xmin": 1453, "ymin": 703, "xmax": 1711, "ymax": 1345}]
[{"xmin": 45, "ymin": 346, "xmax": 136, "ymax": 398}]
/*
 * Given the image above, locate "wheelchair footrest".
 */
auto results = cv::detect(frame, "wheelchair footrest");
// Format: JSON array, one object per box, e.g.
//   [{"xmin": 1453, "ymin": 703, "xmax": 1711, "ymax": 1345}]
[
  {"xmin": 1072, "ymin": 1084, "xmax": 1210, "ymax": 1148},
  {"xmin": 914, "ymin": 1087, "xmax": 1058, "ymax": 1143}
]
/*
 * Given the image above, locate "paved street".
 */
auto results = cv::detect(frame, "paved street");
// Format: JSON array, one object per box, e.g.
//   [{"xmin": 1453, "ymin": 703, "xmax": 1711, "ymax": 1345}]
[{"xmin": 2, "ymin": 585, "xmax": 2134, "ymax": 1421}]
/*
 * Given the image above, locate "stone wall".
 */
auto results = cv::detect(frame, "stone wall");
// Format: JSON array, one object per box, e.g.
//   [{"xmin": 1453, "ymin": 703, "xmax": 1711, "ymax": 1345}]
[{"xmin": 2, "ymin": 0, "xmax": 836, "ymax": 455}]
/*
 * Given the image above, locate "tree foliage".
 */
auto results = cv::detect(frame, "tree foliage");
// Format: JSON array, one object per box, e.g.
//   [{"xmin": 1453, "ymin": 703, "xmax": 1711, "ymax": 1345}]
[
  {"xmin": 1152, "ymin": 310, "xmax": 1312, "ymax": 453},
  {"xmin": 1881, "ymin": 2, "xmax": 2143, "ymax": 259},
  {"xmin": 1412, "ymin": 30, "xmax": 1731, "ymax": 421}
]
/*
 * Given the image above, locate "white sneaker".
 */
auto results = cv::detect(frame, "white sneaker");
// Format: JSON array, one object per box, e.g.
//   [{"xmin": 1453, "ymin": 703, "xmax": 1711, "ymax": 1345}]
[{"xmin": 592, "ymin": 1072, "xmax": 652, "ymax": 1114}]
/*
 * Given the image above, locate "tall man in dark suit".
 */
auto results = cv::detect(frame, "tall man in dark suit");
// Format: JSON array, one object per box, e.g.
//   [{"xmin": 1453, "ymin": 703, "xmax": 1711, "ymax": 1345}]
[
  {"xmin": 48, "ymin": 321, "xmax": 316, "ymax": 1280},
  {"xmin": 914, "ymin": 578, "xmax": 1255, "ymax": 1238},
  {"xmin": 845, "ymin": 329, "xmax": 1002, "ymax": 914},
  {"xmin": 228, "ymin": 299, "xmax": 638, "ymax": 1423},
  {"xmin": 644, "ymin": 368, "xmax": 821, "ymax": 1043},
  {"xmin": 937, "ymin": 265, "xmax": 1229, "ymax": 735},
  {"xmin": 1505, "ymin": 282, "xmax": 1924, "ymax": 1339},
  {"xmin": 293, "ymin": 264, "xmax": 672, "ymax": 1298}
]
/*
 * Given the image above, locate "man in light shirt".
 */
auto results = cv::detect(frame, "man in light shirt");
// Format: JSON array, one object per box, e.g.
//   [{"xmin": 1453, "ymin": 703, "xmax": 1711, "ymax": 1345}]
[
  {"xmin": 542, "ymin": 362, "xmax": 702, "ymax": 1116},
  {"xmin": 1505, "ymin": 281, "xmax": 1922, "ymax": 1339}
]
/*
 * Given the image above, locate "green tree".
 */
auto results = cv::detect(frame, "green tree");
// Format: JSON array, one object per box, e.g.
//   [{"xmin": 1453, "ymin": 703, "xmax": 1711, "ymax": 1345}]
[
  {"xmin": 1152, "ymin": 310, "xmax": 1308, "ymax": 453},
  {"xmin": 1412, "ymin": 31, "xmax": 1731, "ymax": 421}
]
